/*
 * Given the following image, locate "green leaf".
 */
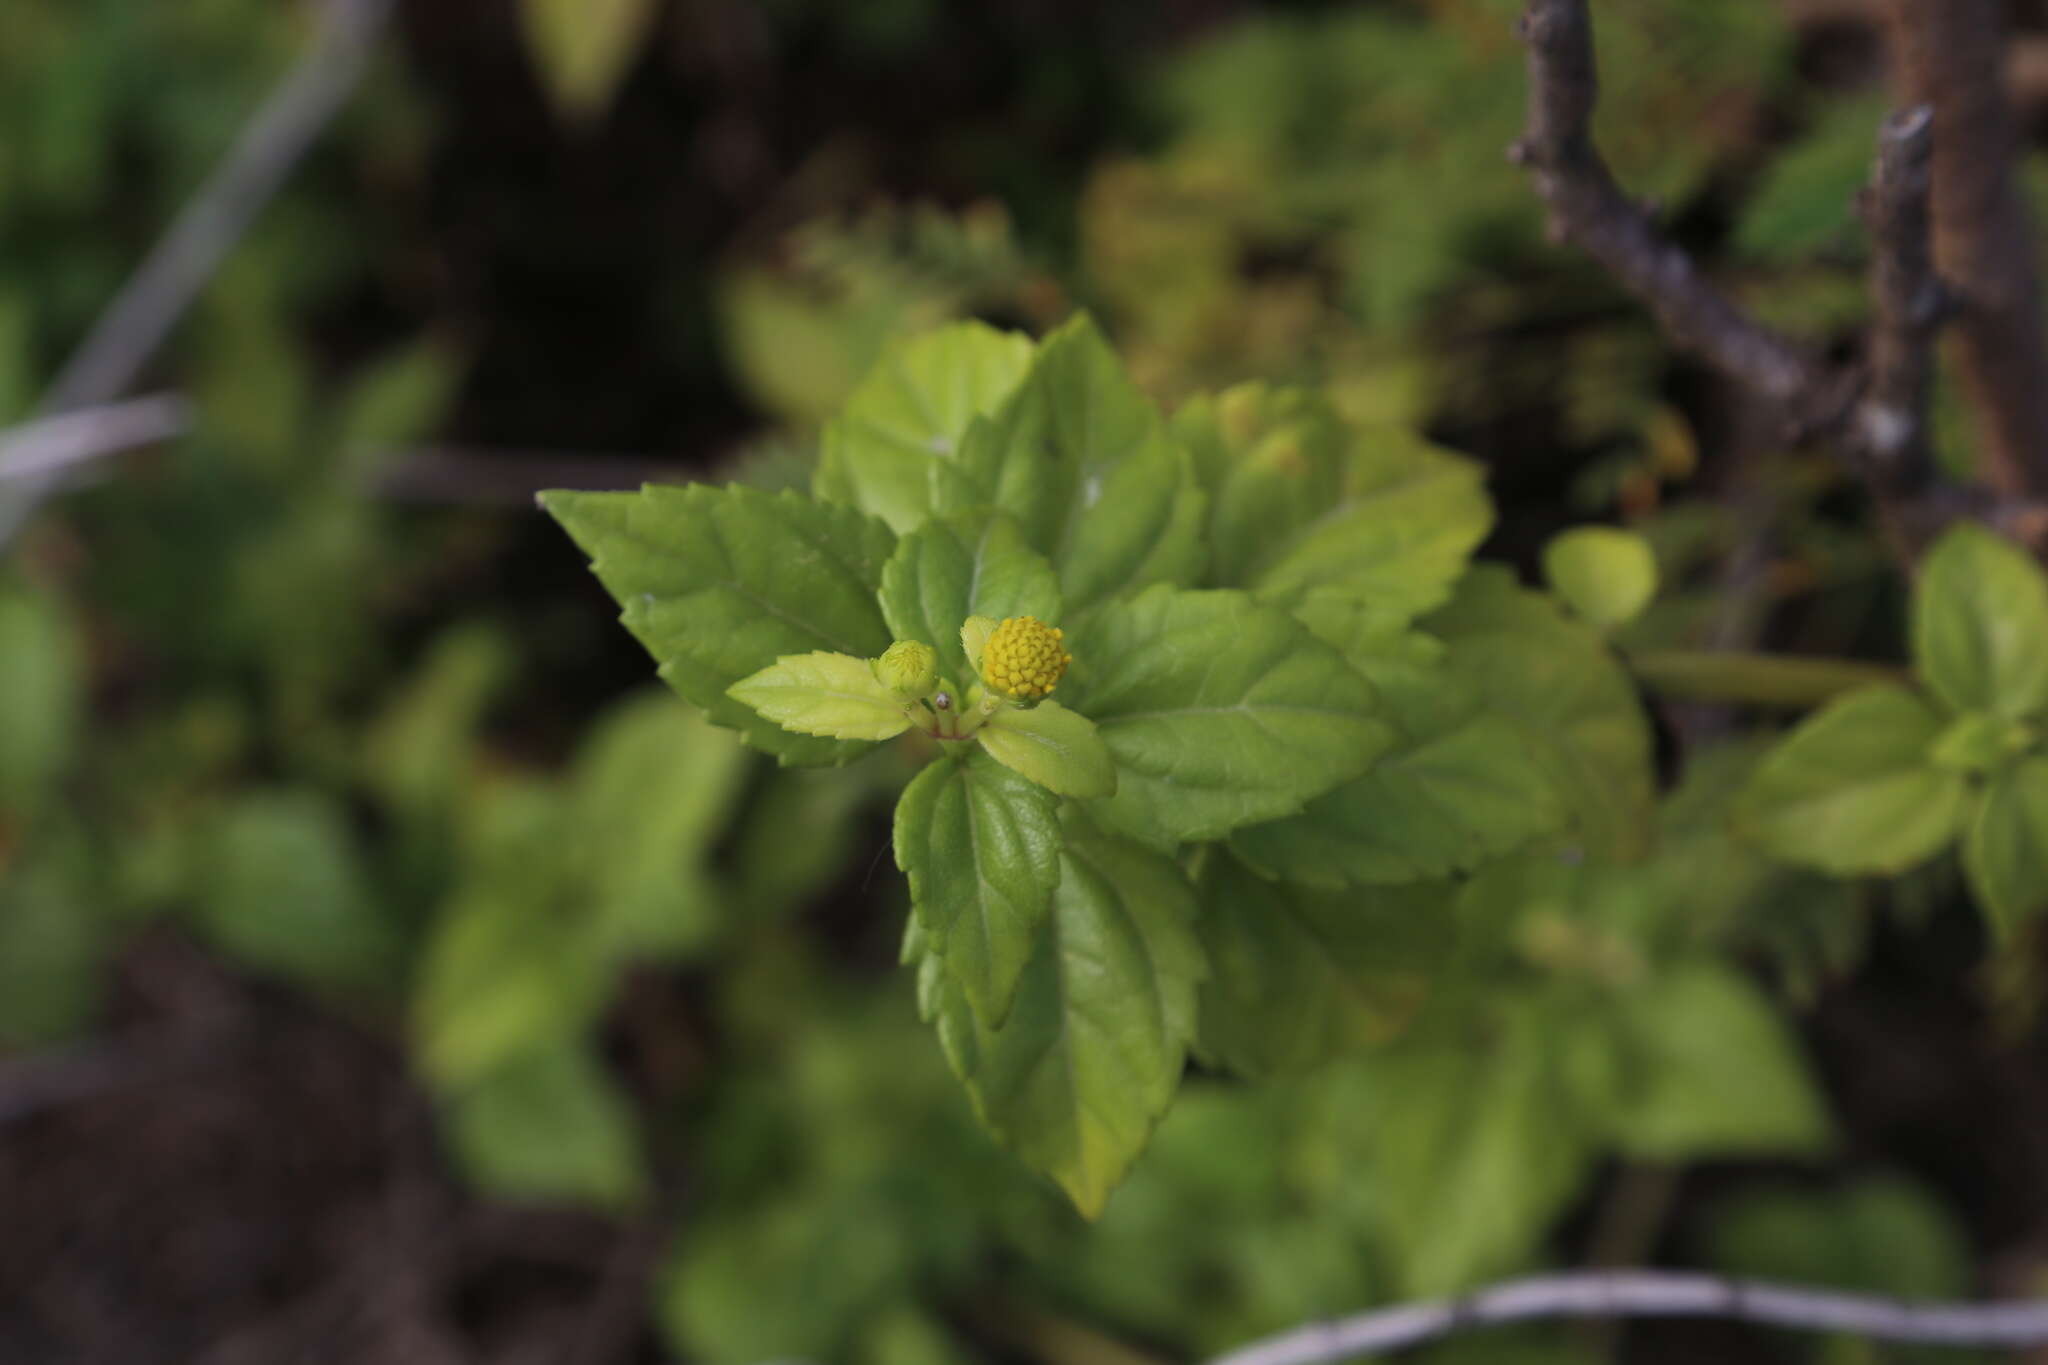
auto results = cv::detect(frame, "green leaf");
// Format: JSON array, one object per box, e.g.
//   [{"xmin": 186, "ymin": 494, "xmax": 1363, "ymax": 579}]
[
  {"xmin": 518, "ymin": 0, "xmax": 662, "ymax": 122},
  {"xmin": 1708, "ymin": 1175, "xmax": 1969, "ymax": 1300},
  {"xmin": 1928, "ymin": 710, "xmax": 2037, "ymax": 774},
  {"xmin": 415, "ymin": 782, "xmax": 611, "ymax": 1086},
  {"xmin": 570, "ymin": 694, "xmax": 750, "ymax": 958},
  {"xmin": 1543, "ymin": 525, "xmax": 1658, "ymax": 629},
  {"xmin": 1597, "ymin": 964, "xmax": 1831, "ymax": 1159},
  {"xmin": 195, "ymin": 789, "xmax": 399, "ymax": 992},
  {"xmin": 542, "ymin": 484, "xmax": 896, "ymax": 765},
  {"xmin": 1289, "ymin": 609, "xmax": 1472, "ymax": 739},
  {"xmin": 1339, "ymin": 1003, "xmax": 1594, "ymax": 1295},
  {"xmin": 444, "ymin": 1040, "xmax": 645, "ymax": 1208},
  {"xmin": 878, "ymin": 510, "xmax": 1061, "ymax": 683},
  {"xmin": 975, "ymin": 700, "xmax": 1117, "ymax": 799},
  {"xmin": 816, "ymin": 321, "xmax": 1037, "ymax": 534},
  {"xmin": 1736, "ymin": 686, "xmax": 1967, "ymax": 875},
  {"xmin": 1251, "ymin": 427, "xmax": 1492, "ymax": 627},
  {"xmin": 362, "ymin": 623, "xmax": 511, "ymax": 843},
  {"xmin": 1194, "ymin": 852, "xmax": 1454, "ymax": 1077},
  {"xmin": 894, "ymin": 750, "xmax": 1063, "ymax": 1028},
  {"xmin": 1964, "ymin": 757, "xmax": 2048, "ymax": 938},
  {"xmin": 1064, "ymin": 586, "xmax": 1393, "ymax": 848},
  {"xmin": 927, "ymin": 813, "xmax": 1206, "ymax": 1216},
  {"xmin": 1425, "ymin": 567, "xmax": 1657, "ymax": 861},
  {"xmin": 1735, "ymin": 95, "xmax": 1889, "ymax": 263},
  {"xmin": 1231, "ymin": 713, "xmax": 1563, "ymax": 886},
  {"xmin": 0, "ymin": 579, "xmax": 81, "ymax": 813},
  {"xmin": 661, "ymin": 1185, "xmax": 925, "ymax": 1365},
  {"xmin": 1913, "ymin": 523, "xmax": 2048, "ymax": 719},
  {"xmin": 1171, "ymin": 382, "xmax": 1347, "ymax": 587},
  {"xmin": 728, "ymin": 651, "xmax": 913, "ymax": 741},
  {"xmin": 946, "ymin": 314, "xmax": 1205, "ymax": 611},
  {"xmin": 329, "ymin": 336, "xmax": 460, "ymax": 480}
]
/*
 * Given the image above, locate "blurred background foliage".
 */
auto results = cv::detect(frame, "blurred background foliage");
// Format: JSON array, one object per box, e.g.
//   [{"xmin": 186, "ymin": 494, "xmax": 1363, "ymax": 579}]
[{"xmin": 4, "ymin": 0, "xmax": 2046, "ymax": 1362}]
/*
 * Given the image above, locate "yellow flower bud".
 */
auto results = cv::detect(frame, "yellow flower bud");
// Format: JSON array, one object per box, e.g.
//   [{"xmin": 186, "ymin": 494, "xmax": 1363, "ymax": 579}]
[
  {"xmin": 873, "ymin": 640, "xmax": 939, "ymax": 698},
  {"xmin": 977, "ymin": 615, "xmax": 1071, "ymax": 701}
]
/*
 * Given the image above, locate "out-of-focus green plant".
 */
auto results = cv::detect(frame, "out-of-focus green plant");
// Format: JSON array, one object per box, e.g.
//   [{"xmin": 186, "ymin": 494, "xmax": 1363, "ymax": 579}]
[
  {"xmin": 8, "ymin": 2, "xmax": 2035, "ymax": 1363},
  {"xmin": 543, "ymin": 313, "xmax": 1858, "ymax": 1362}
]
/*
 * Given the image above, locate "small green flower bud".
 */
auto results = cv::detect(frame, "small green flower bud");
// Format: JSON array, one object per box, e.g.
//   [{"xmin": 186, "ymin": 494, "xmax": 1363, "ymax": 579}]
[{"xmin": 873, "ymin": 640, "xmax": 939, "ymax": 698}]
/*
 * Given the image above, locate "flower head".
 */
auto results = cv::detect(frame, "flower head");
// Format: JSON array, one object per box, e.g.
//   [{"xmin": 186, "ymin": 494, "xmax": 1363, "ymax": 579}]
[
  {"xmin": 977, "ymin": 615, "xmax": 1071, "ymax": 701},
  {"xmin": 873, "ymin": 639, "xmax": 939, "ymax": 698}
]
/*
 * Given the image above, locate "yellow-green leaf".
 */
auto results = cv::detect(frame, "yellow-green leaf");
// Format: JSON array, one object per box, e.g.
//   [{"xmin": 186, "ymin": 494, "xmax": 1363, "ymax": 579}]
[
  {"xmin": 1736, "ymin": 686, "xmax": 1966, "ymax": 875},
  {"xmin": 1964, "ymin": 757, "xmax": 2048, "ymax": 938},
  {"xmin": 728, "ymin": 651, "xmax": 912, "ymax": 741},
  {"xmin": 1543, "ymin": 525, "xmax": 1658, "ymax": 629},
  {"xmin": 976, "ymin": 700, "xmax": 1116, "ymax": 799},
  {"xmin": 519, "ymin": 0, "xmax": 661, "ymax": 122}
]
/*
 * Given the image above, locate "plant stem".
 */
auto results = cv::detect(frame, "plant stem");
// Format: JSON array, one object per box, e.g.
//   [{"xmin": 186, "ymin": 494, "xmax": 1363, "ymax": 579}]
[{"xmin": 1626, "ymin": 651, "xmax": 1908, "ymax": 707}]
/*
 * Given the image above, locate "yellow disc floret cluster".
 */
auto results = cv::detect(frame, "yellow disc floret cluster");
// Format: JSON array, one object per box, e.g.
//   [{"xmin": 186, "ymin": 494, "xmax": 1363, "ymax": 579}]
[{"xmin": 978, "ymin": 615, "xmax": 1071, "ymax": 701}]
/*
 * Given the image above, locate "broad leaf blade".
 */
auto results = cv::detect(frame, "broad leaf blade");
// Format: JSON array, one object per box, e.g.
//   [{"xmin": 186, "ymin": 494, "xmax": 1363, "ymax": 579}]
[
  {"xmin": 519, "ymin": 0, "xmax": 661, "ymax": 122},
  {"xmin": 1065, "ymin": 586, "xmax": 1393, "ymax": 849},
  {"xmin": 927, "ymin": 814, "xmax": 1206, "ymax": 1217},
  {"xmin": 197, "ymin": 789, "xmax": 398, "ymax": 993},
  {"xmin": 1964, "ymin": 756, "xmax": 2048, "ymax": 938},
  {"xmin": 895, "ymin": 751, "xmax": 1063, "ymax": 1027},
  {"xmin": 1231, "ymin": 713, "xmax": 1563, "ymax": 886},
  {"xmin": 1736, "ymin": 685, "xmax": 1965, "ymax": 875},
  {"xmin": 816, "ymin": 321, "xmax": 1037, "ymax": 533},
  {"xmin": 1543, "ymin": 525, "xmax": 1658, "ymax": 629},
  {"xmin": 1912, "ymin": 523, "xmax": 2048, "ymax": 719},
  {"xmin": 879, "ymin": 510, "xmax": 1062, "ymax": 682},
  {"xmin": 728, "ymin": 651, "xmax": 912, "ymax": 741},
  {"xmin": 1337, "ymin": 1001, "xmax": 1593, "ymax": 1295},
  {"xmin": 1598, "ymin": 965, "xmax": 1831, "ymax": 1159},
  {"xmin": 1425, "ymin": 566, "xmax": 1657, "ymax": 861},
  {"xmin": 1195, "ymin": 852, "xmax": 1454, "ymax": 1077},
  {"xmin": 445, "ymin": 1040, "xmax": 645, "ymax": 1209},
  {"xmin": 570, "ymin": 695, "xmax": 750, "ymax": 959},
  {"xmin": 1171, "ymin": 382, "xmax": 1347, "ymax": 587},
  {"xmin": 1252, "ymin": 427, "xmax": 1492, "ymax": 627},
  {"xmin": 542, "ymin": 484, "xmax": 895, "ymax": 765},
  {"xmin": 948, "ymin": 314, "xmax": 1205, "ymax": 611},
  {"xmin": 976, "ymin": 700, "xmax": 1116, "ymax": 798},
  {"xmin": 415, "ymin": 783, "xmax": 613, "ymax": 1087}
]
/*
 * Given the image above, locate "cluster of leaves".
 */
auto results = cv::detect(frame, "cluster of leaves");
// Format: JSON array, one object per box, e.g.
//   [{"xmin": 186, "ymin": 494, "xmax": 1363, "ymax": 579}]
[
  {"xmin": 12, "ymin": 2, "xmax": 2040, "ymax": 1362},
  {"xmin": 546, "ymin": 313, "xmax": 1842, "ymax": 1247},
  {"xmin": 1741, "ymin": 526, "xmax": 2048, "ymax": 938}
]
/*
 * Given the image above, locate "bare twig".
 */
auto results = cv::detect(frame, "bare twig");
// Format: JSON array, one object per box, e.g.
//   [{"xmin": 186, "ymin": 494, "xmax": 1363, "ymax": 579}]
[
  {"xmin": 1849, "ymin": 106, "xmax": 1941, "ymax": 488},
  {"xmin": 1509, "ymin": 0, "xmax": 1828, "ymax": 410},
  {"xmin": 1884, "ymin": 0, "xmax": 2048, "ymax": 497},
  {"xmin": 1203, "ymin": 1269, "xmax": 2048, "ymax": 1365},
  {"xmin": 0, "ymin": 394, "xmax": 192, "ymax": 483},
  {"xmin": 0, "ymin": 0, "xmax": 395, "ymax": 545},
  {"xmin": 1509, "ymin": 0, "xmax": 2035, "ymax": 560}
]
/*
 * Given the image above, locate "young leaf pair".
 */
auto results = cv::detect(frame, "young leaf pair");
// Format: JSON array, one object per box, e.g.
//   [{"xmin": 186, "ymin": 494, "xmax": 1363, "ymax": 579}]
[
  {"xmin": 723, "ymin": 521, "xmax": 1115, "ymax": 803},
  {"xmin": 1738, "ymin": 524, "xmax": 2048, "ymax": 936}
]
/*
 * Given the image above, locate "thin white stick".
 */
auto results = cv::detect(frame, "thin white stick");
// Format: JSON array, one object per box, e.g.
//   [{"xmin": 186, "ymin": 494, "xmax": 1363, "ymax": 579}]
[
  {"xmin": 1204, "ymin": 1270, "xmax": 2048, "ymax": 1365},
  {"xmin": 0, "ymin": 394, "xmax": 192, "ymax": 482},
  {"xmin": 0, "ymin": 0, "xmax": 394, "ymax": 542}
]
